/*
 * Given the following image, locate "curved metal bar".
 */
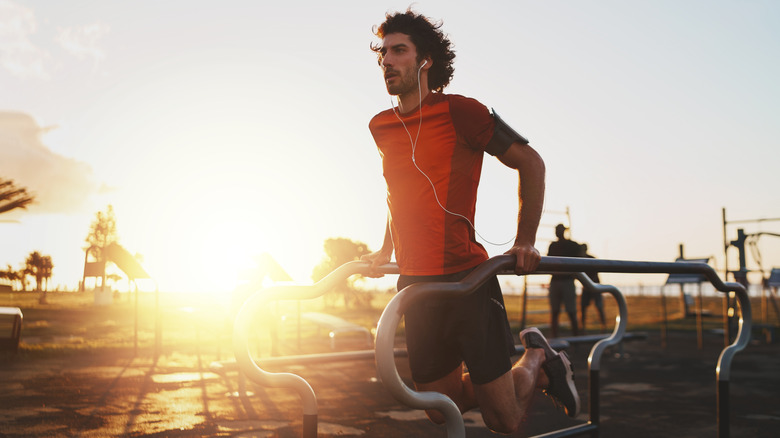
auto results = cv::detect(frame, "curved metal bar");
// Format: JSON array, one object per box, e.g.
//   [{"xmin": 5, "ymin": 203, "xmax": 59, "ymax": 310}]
[
  {"xmin": 574, "ymin": 273, "xmax": 628, "ymax": 372},
  {"xmin": 573, "ymin": 273, "xmax": 628, "ymax": 430},
  {"xmin": 375, "ymin": 257, "xmax": 517, "ymax": 438},
  {"xmin": 375, "ymin": 301, "xmax": 465, "ymax": 438},
  {"xmin": 232, "ymin": 260, "xmax": 393, "ymax": 437}
]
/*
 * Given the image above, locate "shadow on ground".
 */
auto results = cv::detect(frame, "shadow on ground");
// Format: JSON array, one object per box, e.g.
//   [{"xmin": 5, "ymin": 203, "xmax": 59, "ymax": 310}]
[{"xmin": 1, "ymin": 328, "xmax": 779, "ymax": 437}]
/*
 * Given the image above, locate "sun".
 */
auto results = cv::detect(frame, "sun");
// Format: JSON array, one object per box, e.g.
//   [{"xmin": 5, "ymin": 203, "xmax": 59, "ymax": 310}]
[{"xmin": 196, "ymin": 218, "xmax": 268, "ymax": 293}]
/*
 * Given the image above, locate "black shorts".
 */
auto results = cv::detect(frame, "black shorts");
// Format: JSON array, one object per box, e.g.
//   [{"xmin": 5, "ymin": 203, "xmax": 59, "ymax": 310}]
[{"xmin": 399, "ymin": 268, "xmax": 515, "ymax": 385}]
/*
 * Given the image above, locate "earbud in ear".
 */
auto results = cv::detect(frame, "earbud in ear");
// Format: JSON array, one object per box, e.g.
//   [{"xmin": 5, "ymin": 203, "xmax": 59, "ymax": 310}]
[{"xmin": 420, "ymin": 60, "xmax": 428, "ymax": 68}]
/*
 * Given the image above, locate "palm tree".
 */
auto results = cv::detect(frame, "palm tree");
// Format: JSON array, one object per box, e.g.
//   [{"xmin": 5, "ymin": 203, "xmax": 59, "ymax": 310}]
[
  {"xmin": 25, "ymin": 251, "xmax": 53, "ymax": 303},
  {"xmin": 0, "ymin": 178, "xmax": 34, "ymax": 215},
  {"xmin": 19, "ymin": 267, "xmax": 31, "ymax": 291},
  {"xmin": 10, "ymin": 268, "xmax": 22, "ymax": 291},
  {"xmin": 42, "ymin": 257, "xmax": 53, "ymax": 293}
]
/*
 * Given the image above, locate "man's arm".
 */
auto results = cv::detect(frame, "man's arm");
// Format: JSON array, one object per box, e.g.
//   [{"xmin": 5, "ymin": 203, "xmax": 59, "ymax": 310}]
[
  {"xmin": 360, "ymin": 212, "xmax": 394, "ymax": 277},
  {"xmin": 497, "ymin": 141, "xmax": 546, "ymax": 274}
]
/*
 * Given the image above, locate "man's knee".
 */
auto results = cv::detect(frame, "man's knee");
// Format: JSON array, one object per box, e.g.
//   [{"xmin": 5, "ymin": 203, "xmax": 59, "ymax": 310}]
[
  {"xmin": 424, "ymin": 409, "xmax": 446, "ymax": 425},
  {"xmin": 481, "ymin": 411, "xmax": 521, "ymax": 435},
  {"xmin": 425, "ymin": 408, "xmax": 520, "ymax": 434}
]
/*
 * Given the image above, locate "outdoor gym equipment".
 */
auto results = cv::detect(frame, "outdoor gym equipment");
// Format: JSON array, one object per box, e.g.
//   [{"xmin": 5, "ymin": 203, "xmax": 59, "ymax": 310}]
[{"xmin": 232, "ymin": 255, "xmax": 750, "ymax": 438}]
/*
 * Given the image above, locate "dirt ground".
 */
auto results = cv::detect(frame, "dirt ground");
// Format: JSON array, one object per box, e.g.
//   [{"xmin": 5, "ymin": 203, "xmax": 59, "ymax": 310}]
[{"xmin": 0, "ymin": 290, "xmax": 778, "ymax": 437}]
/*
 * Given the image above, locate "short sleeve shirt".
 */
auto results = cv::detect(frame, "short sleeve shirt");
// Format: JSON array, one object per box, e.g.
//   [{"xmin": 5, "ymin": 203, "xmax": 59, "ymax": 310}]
[{"xmin": 369, "ymin": 93, "xmax": 496, "ymax": 275}]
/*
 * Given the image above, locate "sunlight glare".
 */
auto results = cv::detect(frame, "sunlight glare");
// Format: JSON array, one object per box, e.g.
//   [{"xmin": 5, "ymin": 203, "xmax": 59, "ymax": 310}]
[{"xmin": 197, "ymin": 218, "xmax": 266, "ymax": 294}]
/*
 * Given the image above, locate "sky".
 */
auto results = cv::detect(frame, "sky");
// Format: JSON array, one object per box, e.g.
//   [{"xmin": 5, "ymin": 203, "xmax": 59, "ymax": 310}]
[{"xmin": 1, "ymin": 0, "xmax": 779, "ymax": 294}]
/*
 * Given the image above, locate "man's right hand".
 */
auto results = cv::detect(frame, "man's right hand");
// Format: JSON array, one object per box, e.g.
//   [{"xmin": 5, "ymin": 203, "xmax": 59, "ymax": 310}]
[{"xmin": 360, "ymin": 249, "xmax": 393, "ymax": 278}]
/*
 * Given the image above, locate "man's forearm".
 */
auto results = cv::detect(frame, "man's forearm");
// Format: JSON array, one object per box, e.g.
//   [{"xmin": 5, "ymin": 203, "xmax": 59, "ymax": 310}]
[
  {"xmin": 516, "ymin": 162, "xmax": 545, "ymax": 246},
  {"xmin": 381, "ymin": 214, "xmax": 394, "ymax": 253}
]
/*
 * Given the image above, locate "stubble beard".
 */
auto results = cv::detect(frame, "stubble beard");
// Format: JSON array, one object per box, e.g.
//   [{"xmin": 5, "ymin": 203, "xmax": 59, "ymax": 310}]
[{"xmin": 385, "ymin": 67, "xmax": 419, "ymax": 97}]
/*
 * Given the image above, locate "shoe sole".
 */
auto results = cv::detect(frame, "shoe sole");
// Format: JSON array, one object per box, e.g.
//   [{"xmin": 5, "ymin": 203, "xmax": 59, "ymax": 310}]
[
  {"xmin": 522, "ymin": 328, "xmax": 580, "ymax": 417},
  {"xmin": 519, "ymin": 327, "xmax": 556, "ymax": 361},
  {"xmin": 556, "ymin": 351, "xmax": 580, "ymax": 417}
]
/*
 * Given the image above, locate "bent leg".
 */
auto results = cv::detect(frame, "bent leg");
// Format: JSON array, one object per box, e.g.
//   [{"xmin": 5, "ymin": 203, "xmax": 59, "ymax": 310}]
[
  {"xmin": 415, "ymin": 363, "xmax": 477, "ymax": 425},
  {"xmin": 474, "ymin": 348, "xmax": 547, "ymax": 434}
]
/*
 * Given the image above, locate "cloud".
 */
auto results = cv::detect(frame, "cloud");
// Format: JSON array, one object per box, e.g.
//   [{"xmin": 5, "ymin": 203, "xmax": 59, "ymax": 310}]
[
  {"xmin": 0, "ymin": 1, "xmax": 110, "ymax": 79},
  {"xmin": 55, "ymin": 21, "xmax": 110, "ymax": 65},
  {"xmin": 0, "ymin": 0, "xmax": 50, "ymax": 79},
  {"xmin": 0, "ymin": 111, "xmax": 99, "ymax": 214}
]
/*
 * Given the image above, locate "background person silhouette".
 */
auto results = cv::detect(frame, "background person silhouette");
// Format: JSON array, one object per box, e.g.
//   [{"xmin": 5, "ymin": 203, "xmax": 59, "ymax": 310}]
[
  {"xmin": 546, "ymin": 224, "xmax": 580, "ymax": 337},
  {"xmin": 579, "ymin": 243, "xmax": 607, "ymax": 332}
]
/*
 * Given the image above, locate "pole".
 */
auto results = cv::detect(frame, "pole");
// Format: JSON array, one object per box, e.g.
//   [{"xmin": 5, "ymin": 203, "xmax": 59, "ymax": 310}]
[
  {"xmin": 520, "ymin": 276, "xmax": 529, "ymax": 330},
  {"xmin": 661, "ymin": 285, "xmax": 668, "ymax": 349},
  {"xmin": 134, "ymin": 280, "xmax": 138, "ymax": 356},
  {"xmin": 696, "ymin": 282, "xmax": 703, "ymax": 350},
  {"xmin": 722, "ymin": 208, "xmax": 730, "ymax": 347},
  {"xmin": 155, "ymin": 285, "xmax": 161, "ymax": 358}
]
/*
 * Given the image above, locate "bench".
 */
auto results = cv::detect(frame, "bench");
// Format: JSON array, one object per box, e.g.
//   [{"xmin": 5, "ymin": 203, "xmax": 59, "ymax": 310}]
[
  {"xmin": 0, "ymin": 307, "xmax": 23, "ymax": 353},
  {"xmin": 299, "ymin": 312, "xmax": 373, "ymax": 350}
]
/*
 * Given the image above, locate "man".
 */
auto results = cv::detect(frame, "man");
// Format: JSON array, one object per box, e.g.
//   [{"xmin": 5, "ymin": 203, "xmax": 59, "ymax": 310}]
[
  {"xmin": 547, "ymin": 224, "xmax": 581, "ymax": 338},
  {"xmin": 579, "ymin": 243, "xmax": 607, "ymax": 332},
  {"xmin": 361, "ymin": 9, "xmax": 579, "ymax": 434}
]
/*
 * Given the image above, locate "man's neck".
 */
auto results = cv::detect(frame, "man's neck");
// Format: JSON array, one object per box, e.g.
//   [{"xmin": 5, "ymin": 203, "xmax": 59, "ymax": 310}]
[
  {"xmin": 396, "ymin": 75, "xmax": 431, "ymax": 114},
  {"xmin": 397, "ymin": 90, "xmax": 430, "ymax": 114}
]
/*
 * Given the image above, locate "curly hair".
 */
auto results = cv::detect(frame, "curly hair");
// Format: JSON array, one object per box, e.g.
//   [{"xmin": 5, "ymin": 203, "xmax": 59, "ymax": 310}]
[{"xmin": 371, "ymin": 9, "xmax": 456, "ymax": 93}]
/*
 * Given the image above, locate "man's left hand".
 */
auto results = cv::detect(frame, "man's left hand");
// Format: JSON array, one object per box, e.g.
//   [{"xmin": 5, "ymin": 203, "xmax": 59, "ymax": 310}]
[{"xmin": 504, "ymin": 242, "xmax": 541, "ymax": 275}]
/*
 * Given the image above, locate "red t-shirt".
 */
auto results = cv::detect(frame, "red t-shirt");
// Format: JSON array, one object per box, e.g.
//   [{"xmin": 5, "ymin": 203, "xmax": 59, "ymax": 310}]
[{"xmin": 369, "ymin": 93, "xmax": 497, "ymax": 275}]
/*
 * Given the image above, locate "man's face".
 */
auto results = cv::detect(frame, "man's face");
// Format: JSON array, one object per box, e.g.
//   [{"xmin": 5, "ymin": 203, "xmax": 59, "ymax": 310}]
[{"xmin": 378, "ymin": 33, "xmax": 421, "ymax": 96}]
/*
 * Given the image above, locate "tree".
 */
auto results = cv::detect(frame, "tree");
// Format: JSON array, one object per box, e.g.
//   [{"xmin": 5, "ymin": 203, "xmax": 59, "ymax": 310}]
[
  {"xmin": 311, "ymin": 237, "xmax": 371, "ymax": 308},
  {"xmin": 25, "ymin": 251, "xmax": 53, "ymax": 303},
  {"xmin": 84, "ymin": 204, "xmax": 118, "ymax": 266},
  {"xmin": 82, "ymin": 204, "xmax": 119, "ymax": 287},
  {"xmin": 0, "ymin": 264, "xmax": 19, "ymax": 289},
  {"xmin": 19, "ymin": 266, "xmax": 30, "ymax": 291},
  {"xmin": 0, "ymin": 178, "xmax": 34, "ymax": 215}
]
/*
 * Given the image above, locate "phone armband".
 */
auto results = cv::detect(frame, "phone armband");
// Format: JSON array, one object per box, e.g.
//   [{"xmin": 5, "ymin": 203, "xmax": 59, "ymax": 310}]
[{"xmin": 485, "ymin": 109, "xmax": 529, "ymax": 156}]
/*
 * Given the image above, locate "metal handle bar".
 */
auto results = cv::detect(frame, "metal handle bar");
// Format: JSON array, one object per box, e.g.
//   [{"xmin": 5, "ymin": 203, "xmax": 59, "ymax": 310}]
[{"xmin": 574, "ymin": 272, "xmax": 627, "ymax": 372}]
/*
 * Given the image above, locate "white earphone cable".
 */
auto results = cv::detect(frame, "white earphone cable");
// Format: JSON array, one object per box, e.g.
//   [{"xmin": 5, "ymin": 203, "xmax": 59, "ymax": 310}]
[{"xmin": 389, "ymin": 63, "xmax": 514, "ymax": 247}]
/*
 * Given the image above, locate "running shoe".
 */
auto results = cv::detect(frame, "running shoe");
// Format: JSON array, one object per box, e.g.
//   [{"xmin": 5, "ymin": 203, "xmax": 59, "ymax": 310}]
[{"xmin": 520, "ymin": 327, "xmax": 580, "ymax": 417}]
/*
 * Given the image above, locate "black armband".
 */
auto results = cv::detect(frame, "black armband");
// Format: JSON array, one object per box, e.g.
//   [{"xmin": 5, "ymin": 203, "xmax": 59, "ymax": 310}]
[{"xmin": 484, "ymin": 109, "xmax": 530, "ymax": 156}]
